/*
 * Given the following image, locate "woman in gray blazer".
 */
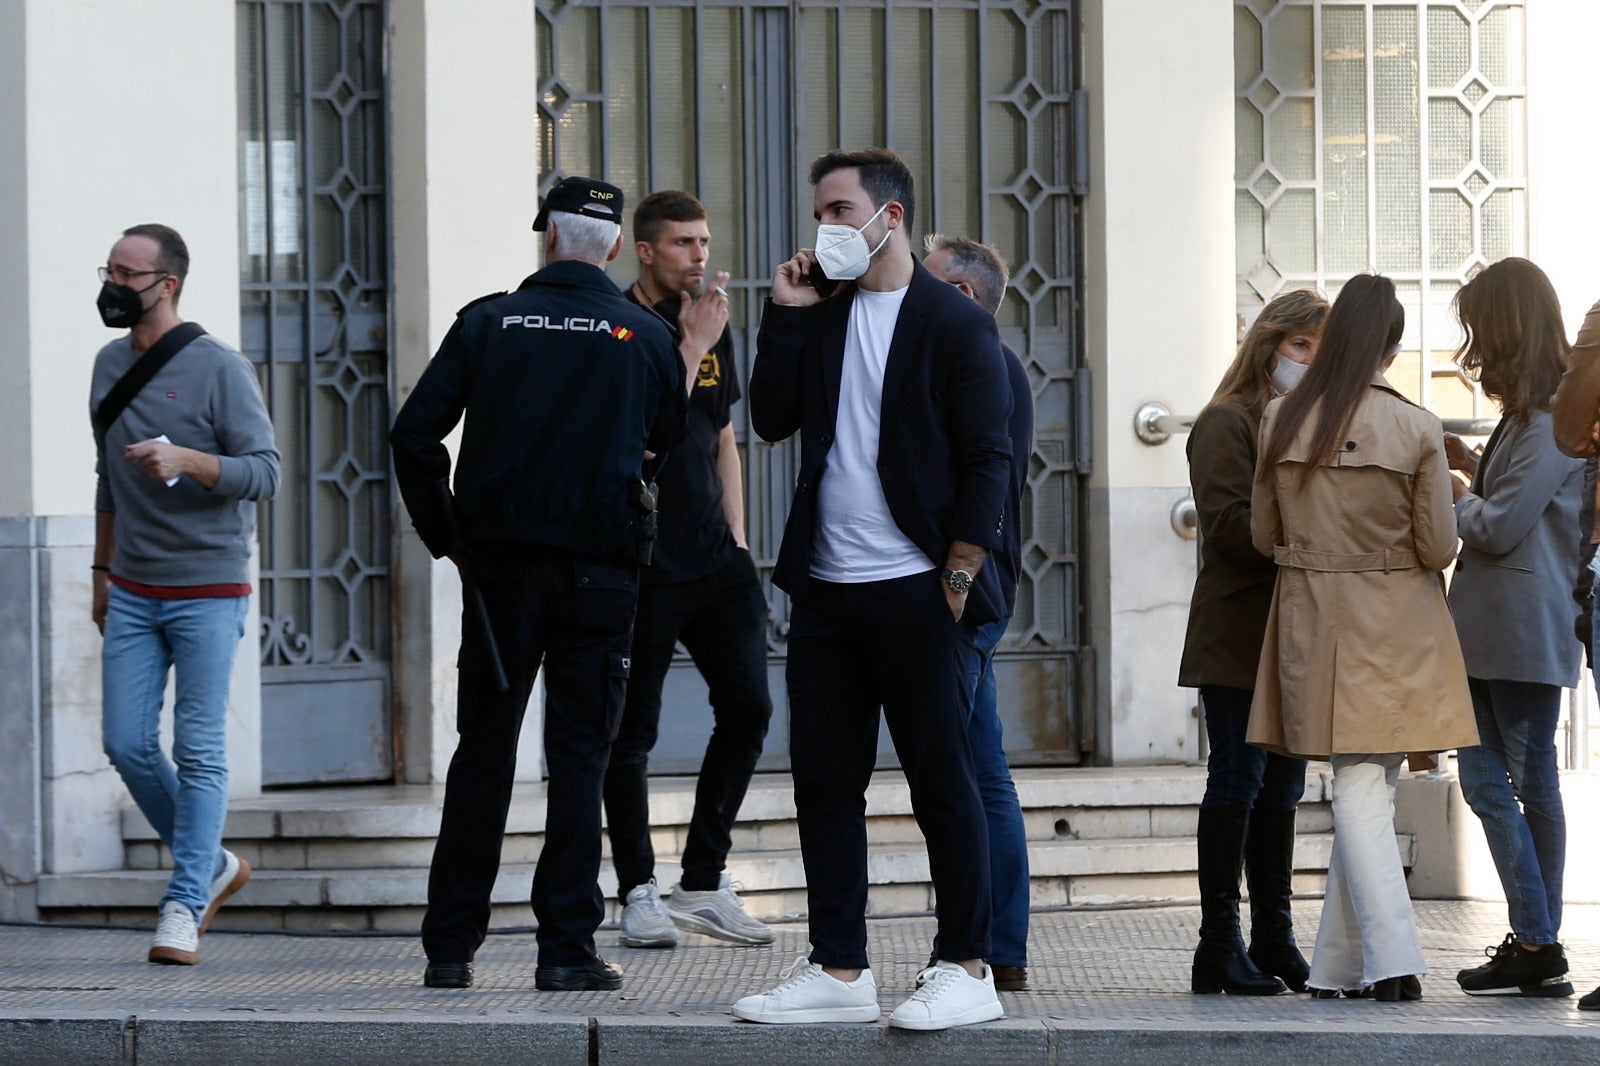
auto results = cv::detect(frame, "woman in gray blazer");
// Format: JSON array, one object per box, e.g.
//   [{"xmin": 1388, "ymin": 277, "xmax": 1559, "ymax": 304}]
[{"xmin": 1445, "ymin": 257, "xmax": 1585, "ymax": 1000}]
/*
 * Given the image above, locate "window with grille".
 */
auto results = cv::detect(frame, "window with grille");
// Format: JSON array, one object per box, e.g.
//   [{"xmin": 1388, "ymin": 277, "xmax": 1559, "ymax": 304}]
[{"xmin": 1234, "ymin": 0, "xmax": 1527, "ymax": 418}]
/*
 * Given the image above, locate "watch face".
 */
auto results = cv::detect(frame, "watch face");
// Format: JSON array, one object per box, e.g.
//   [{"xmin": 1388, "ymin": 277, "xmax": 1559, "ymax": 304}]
[{"xmin": 945, "ymin": 569, "xmax": 973, "ymax": 592}]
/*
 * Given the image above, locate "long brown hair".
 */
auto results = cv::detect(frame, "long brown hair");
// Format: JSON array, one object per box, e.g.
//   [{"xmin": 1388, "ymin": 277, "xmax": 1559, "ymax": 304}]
[
  {"xmin": 1211, "ymin": 289, "xmax": 1329, "ymax": 414},
  {"xmin": 1453, "ymin": 257, "xmax": 1569, "ymax": 422},
  {"xmin": 1260, "ymin": 275, "xmax": 1405, "ymax": 482}
]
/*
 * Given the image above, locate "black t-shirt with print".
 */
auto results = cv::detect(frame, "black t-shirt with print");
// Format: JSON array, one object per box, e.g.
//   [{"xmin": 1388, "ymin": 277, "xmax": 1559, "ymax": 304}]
[{"xmin": 625, "ymin": 287, "xmax": 741, "ymax": 583}]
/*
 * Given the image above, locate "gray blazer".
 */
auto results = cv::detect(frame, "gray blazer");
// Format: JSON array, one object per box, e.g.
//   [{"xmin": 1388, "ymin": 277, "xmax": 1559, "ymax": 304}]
[{"xmin": 1449, "ymin": 409, "xmax": 1587, "ymax": 687}]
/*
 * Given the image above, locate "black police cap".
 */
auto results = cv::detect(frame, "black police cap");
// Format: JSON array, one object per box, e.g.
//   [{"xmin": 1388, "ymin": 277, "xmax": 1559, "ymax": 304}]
[{"xmin": 532, "ymin": 176, "xmax": 625, "ymax": 231}]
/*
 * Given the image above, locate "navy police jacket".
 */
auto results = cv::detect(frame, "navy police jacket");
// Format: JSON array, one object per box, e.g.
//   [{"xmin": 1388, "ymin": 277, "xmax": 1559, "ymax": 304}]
[
  {"xmin": 390, "ymin": 260, "xmax": 687, "ymax": 565},
  {"xmin": 748, "ymin": 260, "xmax": 1014, "ymax": 626}
]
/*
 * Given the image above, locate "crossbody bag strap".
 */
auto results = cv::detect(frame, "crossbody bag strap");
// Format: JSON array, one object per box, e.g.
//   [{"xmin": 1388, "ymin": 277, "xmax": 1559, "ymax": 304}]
[{"xmin": 93, "ymin": 321, "xmax": 208, "ymax": 434}]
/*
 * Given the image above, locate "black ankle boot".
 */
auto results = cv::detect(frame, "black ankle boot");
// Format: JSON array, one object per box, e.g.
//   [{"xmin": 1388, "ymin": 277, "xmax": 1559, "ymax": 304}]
[
  {"xmin": 1244, "ymin": 805, "xmax": 1310, "ymax": 992},
  {"xmin": 1193, "ymin": 807, "xmax": 1289, "ymax": 995}
]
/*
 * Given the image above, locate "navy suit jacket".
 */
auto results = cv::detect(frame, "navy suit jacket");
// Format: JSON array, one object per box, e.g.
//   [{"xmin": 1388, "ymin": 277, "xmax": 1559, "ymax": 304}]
[{"xmin": 748, "ymin": 260, "xmax": 1014, "ymax": 625}]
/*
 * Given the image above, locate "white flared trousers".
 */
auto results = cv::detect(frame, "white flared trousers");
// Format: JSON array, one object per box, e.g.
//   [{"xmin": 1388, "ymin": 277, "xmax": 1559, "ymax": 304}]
[{"xmin": 1307, "ymin": 753, "xmax": 1428, "ymax": 991}]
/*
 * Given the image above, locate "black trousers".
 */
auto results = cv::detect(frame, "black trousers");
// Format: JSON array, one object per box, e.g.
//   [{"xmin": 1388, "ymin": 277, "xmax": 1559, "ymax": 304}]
[
  {"xmin": 788, "ymin": 572, "xmax": 991, "ymax": 968},
  {"xmin": 421, "ymin": 554, "xmax": 637, "ymax": 967},
  {"xmin": 603, "ymin": 550, "xmax": 774, "ymax": 900}
]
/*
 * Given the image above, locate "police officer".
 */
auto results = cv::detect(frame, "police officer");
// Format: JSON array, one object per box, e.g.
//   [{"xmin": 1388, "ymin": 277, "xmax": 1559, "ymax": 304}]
[{"xmin": 390, "ymin": 176, "xmax": 692, "ymax": 993}]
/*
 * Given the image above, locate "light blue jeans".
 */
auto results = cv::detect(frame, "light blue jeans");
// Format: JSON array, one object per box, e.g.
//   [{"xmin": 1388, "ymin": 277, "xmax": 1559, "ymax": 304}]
[{"xmin": 101, "ymin": 585, "xmax": 247, "ymax": 920}]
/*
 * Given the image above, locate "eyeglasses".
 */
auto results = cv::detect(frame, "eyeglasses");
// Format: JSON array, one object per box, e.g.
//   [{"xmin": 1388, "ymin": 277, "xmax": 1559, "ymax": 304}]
[{"xmin": 98, "ymin": 266, "xmax": 168, "ymax": 285}]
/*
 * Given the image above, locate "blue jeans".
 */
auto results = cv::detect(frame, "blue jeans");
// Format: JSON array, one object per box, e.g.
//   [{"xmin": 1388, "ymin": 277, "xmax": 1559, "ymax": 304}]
[
  {"xmin": 1457, "ymin": 677, "xmax": 1565, "ymax": 945},
  {"xmin": 101, "ymin": 585, "xmax": 246, "ymax": 920},
  {"xmin": 940, "ymin": 619, "xmax": 1031, "ymax": 968},
  {"xmin": 1198, "ymin": 685, "xmax": 1307, "ymax": 811}
]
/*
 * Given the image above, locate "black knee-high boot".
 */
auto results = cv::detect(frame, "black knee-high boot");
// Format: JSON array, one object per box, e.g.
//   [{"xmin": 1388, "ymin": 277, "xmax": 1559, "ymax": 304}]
[
  {"xmin": 1244, "ymin": 805, "xmax": 1310, "ymax": 992},
  {"xmin": 1193, "ymin": 807, "xmax": 1288, "ymax": 995}
]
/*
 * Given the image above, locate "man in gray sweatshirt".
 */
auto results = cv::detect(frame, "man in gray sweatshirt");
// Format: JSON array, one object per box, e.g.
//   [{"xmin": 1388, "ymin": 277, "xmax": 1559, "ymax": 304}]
[{"xmin": 89, "ymin": 224, "xmax": 279, "ymax": 965}]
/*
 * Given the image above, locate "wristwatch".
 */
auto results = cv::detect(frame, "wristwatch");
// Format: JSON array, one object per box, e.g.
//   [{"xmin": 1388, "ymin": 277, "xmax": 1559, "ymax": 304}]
[{"xmin": 939, "ymin": 568, "xmax": 974, "ymax": 594}]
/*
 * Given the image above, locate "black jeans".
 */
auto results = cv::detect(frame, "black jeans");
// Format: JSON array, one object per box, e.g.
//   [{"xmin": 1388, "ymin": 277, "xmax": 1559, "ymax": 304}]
[
  {"xmin": 603, "ymin": 550, "xmax": 774, "ymax": 899},
  {"xmin": 1198, "ymin": 685, "xmax": 1307, "ymax": 811},
  {"xmin": 421, "ymin": 553, "xmax": 637, "ymax": 967},
  {"xmin": 787, "ymin": 572, "xmax": 991, "ymax": 968}
]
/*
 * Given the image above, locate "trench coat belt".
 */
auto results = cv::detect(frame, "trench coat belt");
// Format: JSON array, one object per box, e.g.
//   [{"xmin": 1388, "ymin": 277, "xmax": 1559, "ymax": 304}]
[{"xmin": 1272, "ymin": 545, "xmax": 1421, "ymax": 573}]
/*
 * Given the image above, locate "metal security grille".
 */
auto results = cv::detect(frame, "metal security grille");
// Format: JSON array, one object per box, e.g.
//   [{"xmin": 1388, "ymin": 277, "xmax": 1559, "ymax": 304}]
[
  {"xmin": 237, "ymin": 0, "xmax": 394, "ymax": 785},
  {"xmin": 1234, "ymin": 0, "xmax": 1528, "ymax": 418},
  {"xmin": 537, "ymin": 0, "xmax": 1087, "ymax": 770}
]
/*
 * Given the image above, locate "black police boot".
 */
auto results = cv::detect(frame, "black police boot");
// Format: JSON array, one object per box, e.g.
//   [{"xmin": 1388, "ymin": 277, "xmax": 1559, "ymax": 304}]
[
  {"xmin": 535, "ymin": 954, "xmax": 624, "ymax": 991},
  {"xmin": 423, "ymin": 961, "xmax": 474, "ymax": 989},
  {"xmin": 1244, "ymin": 805, "xmax": 1310, "ymax": 993},
  {"xmin": 1192, "ymin": 807, "xmax": 1288, "ymax": 995}
]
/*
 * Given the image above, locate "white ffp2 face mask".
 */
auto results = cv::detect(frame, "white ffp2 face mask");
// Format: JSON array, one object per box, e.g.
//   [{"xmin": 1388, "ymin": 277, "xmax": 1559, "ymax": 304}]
[
  {"xmin": 814, "ymin": 202, "xmax": 892, "ymax": 281},
  {"xmin": 1271, "ymin": 354, "xmax": 1310, "ymax": 393}
]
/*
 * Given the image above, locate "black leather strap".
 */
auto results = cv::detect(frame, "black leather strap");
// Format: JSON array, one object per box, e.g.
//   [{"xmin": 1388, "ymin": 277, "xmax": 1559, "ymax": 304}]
[{"xmin": 93, "ymin": 321, "xmax": 207, "ymax": 433}]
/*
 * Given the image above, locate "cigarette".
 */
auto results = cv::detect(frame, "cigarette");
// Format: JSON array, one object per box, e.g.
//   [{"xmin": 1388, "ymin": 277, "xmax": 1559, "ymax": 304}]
[{"xmin": 713, "ymin": 285, "xmax": 729, "ymax": 299}]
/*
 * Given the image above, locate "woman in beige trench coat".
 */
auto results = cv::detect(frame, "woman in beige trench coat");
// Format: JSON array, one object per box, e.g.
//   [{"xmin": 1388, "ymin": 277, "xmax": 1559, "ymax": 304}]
[{"xmin": 1248, "ymin": 275, "xmax": 1478, "ymax": 1001}]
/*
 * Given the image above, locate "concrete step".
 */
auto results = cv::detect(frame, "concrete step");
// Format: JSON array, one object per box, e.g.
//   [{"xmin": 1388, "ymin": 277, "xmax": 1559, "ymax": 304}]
[
  {"xmin": 38, "ymin": 830, "xmax": 1408, "ymax": 933},
  {"xmin": 116, "ymin": 767, "xmax": 1338, "ymax": 873}
]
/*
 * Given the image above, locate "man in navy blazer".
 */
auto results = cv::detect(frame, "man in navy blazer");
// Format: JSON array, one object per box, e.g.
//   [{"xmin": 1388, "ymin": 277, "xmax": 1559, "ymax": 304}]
[{"xmin": 731, "ymin": 148, "xmax": 1013, "ymax": 1032}]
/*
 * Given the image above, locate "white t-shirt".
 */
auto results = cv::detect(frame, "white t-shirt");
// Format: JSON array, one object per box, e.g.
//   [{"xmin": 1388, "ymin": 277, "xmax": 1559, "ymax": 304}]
[{"xmin": 811, "ymin": 286, "xmax": 936, "ymax": 582}]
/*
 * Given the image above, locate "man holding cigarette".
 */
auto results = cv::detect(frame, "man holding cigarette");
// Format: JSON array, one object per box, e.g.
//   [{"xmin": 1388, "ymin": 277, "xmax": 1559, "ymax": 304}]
[
  {"xmin": 391, "ymin": 176, "xmax": 690, "ymax": 992},
  {"xmin": 603, "ymin": 190, "xmax": 775, "ymax": 949}
]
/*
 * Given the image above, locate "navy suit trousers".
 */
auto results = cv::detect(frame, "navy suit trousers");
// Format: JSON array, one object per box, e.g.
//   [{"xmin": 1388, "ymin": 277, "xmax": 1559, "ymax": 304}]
[{"xmin": 787, "ymin": 572, "xmax": 992, "ymax": 967}]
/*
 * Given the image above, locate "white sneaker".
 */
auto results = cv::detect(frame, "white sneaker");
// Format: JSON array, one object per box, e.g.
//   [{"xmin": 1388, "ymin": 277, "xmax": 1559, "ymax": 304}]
[
  {"xmin": 667, "ymin": 874, "xmax": 775, "ymax": 945},
  {"xmin": 732, "ymin": 957, "xmax": 881, "ymax": 1024},
  {"xmin": 200, "ymin": 849, "xmax": 251, "ymax": 934},
  {"xmin": 888, "ymin": 961, "xmax": 1005, "ymax": 1031},
  {"xmin": 148, "ymin": 900, "xmax": 200, "ymax": 965},
  {"xmin": 619, "ymin": 879, "xmax": 679, "ymax": 948}
]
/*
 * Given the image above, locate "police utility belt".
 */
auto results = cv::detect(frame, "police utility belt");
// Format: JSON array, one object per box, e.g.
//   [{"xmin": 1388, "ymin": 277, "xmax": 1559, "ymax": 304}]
[{"xmin": 629, "ymin": 476, "xmax": 660, "ymax": 566}]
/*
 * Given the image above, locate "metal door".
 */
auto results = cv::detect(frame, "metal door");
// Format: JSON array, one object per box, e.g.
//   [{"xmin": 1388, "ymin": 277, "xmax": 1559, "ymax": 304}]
[
  {"xmin": 535, "ymin": 0, "xmax": 1088, "ymax": 771},
  {"xmin": 237, "ymin": 0, "xmax": 395, "ymax": 785}
]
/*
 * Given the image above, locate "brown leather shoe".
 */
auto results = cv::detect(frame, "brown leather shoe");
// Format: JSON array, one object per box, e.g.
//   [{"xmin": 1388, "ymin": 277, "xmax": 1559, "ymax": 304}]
[{"xmin": 993, "ymin": 965, "xmax": 1028, "ymax": 991}]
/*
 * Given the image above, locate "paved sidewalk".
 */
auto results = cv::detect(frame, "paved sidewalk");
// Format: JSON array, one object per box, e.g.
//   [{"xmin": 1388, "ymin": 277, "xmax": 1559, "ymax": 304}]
[{"xmin": 4, "ymin": 900, "xmax": 1599, "ymax": 1064}]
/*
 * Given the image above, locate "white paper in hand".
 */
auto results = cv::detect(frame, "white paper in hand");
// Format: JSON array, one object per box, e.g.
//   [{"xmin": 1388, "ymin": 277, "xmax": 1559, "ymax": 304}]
[{"xmin": 153, "ymin": 435, "xmax": 180, "ymax": 487}]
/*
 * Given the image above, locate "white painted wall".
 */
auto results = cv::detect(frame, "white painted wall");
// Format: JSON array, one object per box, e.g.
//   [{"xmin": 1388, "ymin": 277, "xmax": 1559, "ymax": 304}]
[
  {"xmin": 7, "ymin": 0, "xmax": 258, "ymax": 882},
  {"xmin": 389, "ymin": 0, "xmax": 542, "ymax": 783},
  {"xmin": 1081, "ymin": 0, "xmax": 1235, "ymax": 765}
]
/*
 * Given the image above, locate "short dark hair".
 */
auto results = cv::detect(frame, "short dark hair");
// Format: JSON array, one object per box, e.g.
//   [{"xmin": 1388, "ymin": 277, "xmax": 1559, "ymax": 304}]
[
  {"xmin": 633, "ymin": 190, "xmax": 707, "ymax": 245},
  {"xmin": 808, "ymin": 147, "xmax": 915, "ymax": 232},
  {"xmin": 923, "ymin": 233, "xmax": 1010, "ymax": 314},
  {"xmin": 122, "ymin": 223, "xmax": 190, "ymax": 302}
]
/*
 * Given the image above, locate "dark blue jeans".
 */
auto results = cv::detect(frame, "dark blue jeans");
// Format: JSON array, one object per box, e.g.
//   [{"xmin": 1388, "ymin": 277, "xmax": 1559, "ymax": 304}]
[
  {"xmin": 1457, "ymin": 677, "xmax": 1565, "ymax": 945},
  {"xmin": 933, "ymin": 619, "xmax": 1030, "ymax": 968},
  {"xmin": 1198, "ymin": 685, "xmax": 1306, "ymax": 811}
]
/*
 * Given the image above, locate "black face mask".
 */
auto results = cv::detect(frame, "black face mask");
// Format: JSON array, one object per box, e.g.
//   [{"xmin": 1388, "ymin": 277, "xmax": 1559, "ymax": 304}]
[{"xmin": 96, "ymin": 277, "xmax": 163, "ymax": 329}]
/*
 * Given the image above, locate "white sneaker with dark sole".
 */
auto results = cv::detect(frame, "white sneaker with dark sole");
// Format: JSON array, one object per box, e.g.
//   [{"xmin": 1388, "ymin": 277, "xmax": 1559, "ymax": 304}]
[
  {"xmin": 732, "ymin": 958, "xmax": 881, "ymax": 1024},
  {"xmin": 148, "ymin": 900, "xmax": 200, "ymax": 966},
  {"xmin": 887, "ymin": 961, "xmax": 1005, "ymax": 1031},
  {"xmin": 667, "ymin": 875, "xmax": 774, "ymax": 945}
]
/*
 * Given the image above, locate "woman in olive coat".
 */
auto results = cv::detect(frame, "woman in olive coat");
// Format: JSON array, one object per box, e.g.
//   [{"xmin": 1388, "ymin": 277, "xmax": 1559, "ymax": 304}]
[{"xmin": 1179, "ymin": 288, "xmax": 1327, "ymax": 994}]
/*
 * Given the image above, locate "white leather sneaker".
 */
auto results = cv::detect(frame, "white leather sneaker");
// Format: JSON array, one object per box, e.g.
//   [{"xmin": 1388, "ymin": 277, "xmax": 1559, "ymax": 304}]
[
  {"xmin": 888, "ymin": 961, "xmax": 1005, "ymax": 1031},
  {"xmin": 619, "ymin": 879, "xmax": 679, "ymax": 948},
  {"xmin": 732, "ymin": 957, "xmax": 881, "ymax": 1024},
  {"xmin": 148, "ymin": 900, "xmax": 200, "ymax": 965},
  {"xmin": 200, "ymin": 849, "xmax": 251, "ymax": 934}
]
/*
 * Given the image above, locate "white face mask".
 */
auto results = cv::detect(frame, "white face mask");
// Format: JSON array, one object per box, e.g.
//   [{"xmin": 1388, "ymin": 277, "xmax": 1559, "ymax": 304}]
[
  {"xmin": 1271, "ymin": 354, "xmax": 1310, "ymax": 393},
  {"xmin": 814, "ymin": 202, "xmax": 892, "ymax": 280}
]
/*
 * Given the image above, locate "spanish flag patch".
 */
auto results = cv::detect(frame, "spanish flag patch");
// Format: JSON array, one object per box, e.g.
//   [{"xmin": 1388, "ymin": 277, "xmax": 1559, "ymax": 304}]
[{"xmin": 611, "ymin": 325, "xmax": 634, "ymax": 342}]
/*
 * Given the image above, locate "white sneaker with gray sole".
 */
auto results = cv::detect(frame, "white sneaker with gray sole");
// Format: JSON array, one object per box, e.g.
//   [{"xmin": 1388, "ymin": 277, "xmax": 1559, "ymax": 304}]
[
  {"xmin": 666, "ymin": 875, "xmax": 775, "ymax": 945},
  {"xmin": 618, "ymin": 879, "xmax": 679, "ymax": 948}
]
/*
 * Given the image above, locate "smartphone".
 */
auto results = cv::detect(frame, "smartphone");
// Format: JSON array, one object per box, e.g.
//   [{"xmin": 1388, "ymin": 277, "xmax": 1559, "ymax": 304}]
[{"xmin": 805, "ymin": 262, "xmax": 840, "ymax": 299}]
